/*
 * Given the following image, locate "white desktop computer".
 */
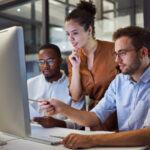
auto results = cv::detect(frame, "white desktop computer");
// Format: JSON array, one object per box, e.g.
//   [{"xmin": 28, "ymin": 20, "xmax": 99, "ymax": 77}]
[
  {"xmin": 0, "ymin": 26, "xmax": 30, "ymax": 144},
  {"xmin": 0, "ymin": 26, "xmax": 65, "ymax": 146}
]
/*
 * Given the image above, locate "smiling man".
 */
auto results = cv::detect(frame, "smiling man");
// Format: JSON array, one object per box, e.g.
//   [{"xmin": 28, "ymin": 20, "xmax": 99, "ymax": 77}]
[
  {"xmin": 39, "ymin": 26, "xmax": 150, "ymax": 149},
  {"xmin": 27, "ymin": 43, "xmax": 85, "ymax": 129}
]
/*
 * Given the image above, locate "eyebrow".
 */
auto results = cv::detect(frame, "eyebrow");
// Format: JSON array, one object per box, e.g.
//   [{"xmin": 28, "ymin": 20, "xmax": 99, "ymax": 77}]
[
  {"xmin": 115, "ymin": 49, "xmax": 126, "ymax": 53},
  {"xmin": 39, "ymin": 58, "xmax": 54, "ymax": 60},
  {"xmin": 66, "ymin": 29, "xmax": 78, "ymax": 33}
]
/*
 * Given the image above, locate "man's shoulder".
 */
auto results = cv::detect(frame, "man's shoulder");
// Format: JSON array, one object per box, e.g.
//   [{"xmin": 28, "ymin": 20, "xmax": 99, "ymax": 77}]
[
  {"xmin": 59, "ymin": 72, "xmax": 69, "ymax": 84},
  {"xmin": 27, "ymin": 74, "xmax": 43, "ymax": 84},
  {"xmin": 112, "ymin": 73, "xmax": 129, "ymax": 84}
]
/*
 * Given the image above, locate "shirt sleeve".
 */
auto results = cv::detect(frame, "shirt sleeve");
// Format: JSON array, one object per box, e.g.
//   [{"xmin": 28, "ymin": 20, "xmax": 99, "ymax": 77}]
[
  {"xmin": 70, "ymin": 95, "xmax": 85, "ymax": 110},
  {"xmin": 64, "ymin": 119, "xmax": 83, "ymax": 129},
  {"xmin": 143, "ymin": 108, "xmax": 150, "ymax": 129},
  {"xmin": 90, "ymin": 78, "xmax": 117, "ymax": 123}
]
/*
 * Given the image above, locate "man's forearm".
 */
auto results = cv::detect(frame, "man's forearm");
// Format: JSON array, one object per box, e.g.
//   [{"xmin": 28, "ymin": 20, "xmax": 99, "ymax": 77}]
[
  {"xmin": 61, "ymin": 104, "xmax": 100, "ymax": 127},
  {"xmin": 55, "ymin": 119, "xmax": 66, "ymax": 128},
  {"xmin": 90, "ymin": 128, "xmax": 150, "ymax": 147}
]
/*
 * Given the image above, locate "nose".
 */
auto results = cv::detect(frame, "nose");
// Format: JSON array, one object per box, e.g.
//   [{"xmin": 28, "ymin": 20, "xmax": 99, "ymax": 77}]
[
  {"xmin": 43, "ymin": 61, "xmax": 49, "ymax": 68},
  {"xmin": 69, "ymin": 34, "xmax": 74, "ymax": 42},
  {"xmin": 115, "ymin": 55, "xmax": 122, "ymax": 64}
]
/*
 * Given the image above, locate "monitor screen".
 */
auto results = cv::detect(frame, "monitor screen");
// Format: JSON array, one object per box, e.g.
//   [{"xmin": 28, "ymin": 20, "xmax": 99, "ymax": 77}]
[{"xmin": 0, "ymin": 26, "xmax": 30, "ymax": 137}]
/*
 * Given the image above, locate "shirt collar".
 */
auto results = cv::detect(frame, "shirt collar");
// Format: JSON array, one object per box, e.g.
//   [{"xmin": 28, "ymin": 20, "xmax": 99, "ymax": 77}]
[
  {"xmin": 123, "ymin": 66, "xmax": 150, "ymax": 83},
  {"xmin": 139, "ymin": 66, "xmax": 150, "ymax": 83},
  {"xmin": 57, "ymin": 70, "xmax": 66, "ymax": 83},
  {"xmin": 42, "ymin": 70, "xmax": 66, "ymax": 84}
]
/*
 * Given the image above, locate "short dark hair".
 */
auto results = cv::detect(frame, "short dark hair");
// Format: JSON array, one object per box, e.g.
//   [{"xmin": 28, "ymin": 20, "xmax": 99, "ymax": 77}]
[
  {"xmin": 65, "ymin": 0, "xmax": 96, "ymax": 38},
  {"xmin": 38, "ymin": 43, "xmax": 61, "ymax": 58},
  {"xmin": 113, "ymin": 26, "xmax": 150, "ymax": 58}
]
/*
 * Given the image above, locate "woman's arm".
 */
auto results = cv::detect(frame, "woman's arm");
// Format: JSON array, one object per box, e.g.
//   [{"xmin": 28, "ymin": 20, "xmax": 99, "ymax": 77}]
[
  {"xmin": 69, "ymin": 65, "xmax": 82, "ymax": 101},
  {"xmin": 67, "ymin": 50, "xmax": 83, "ymax": 101}
]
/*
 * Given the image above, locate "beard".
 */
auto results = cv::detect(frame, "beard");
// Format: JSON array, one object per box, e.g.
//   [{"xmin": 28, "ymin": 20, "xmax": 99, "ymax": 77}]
[
  {"xmin": 42, "ymin": 70, "xmax": 54, "ymax": 81},
  {"xmin": 122, "ymin": 55, "xmax": 141, "ymax": 75},
  {"xmin": 45, "ymin": 75, "xmax": 55, "ymax": 82}
]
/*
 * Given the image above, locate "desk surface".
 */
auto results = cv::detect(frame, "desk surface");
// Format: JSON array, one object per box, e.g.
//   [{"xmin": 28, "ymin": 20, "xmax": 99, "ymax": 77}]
[{"xmin": 0, "ymin": 126, "xmax": 148, "ymax": 150}]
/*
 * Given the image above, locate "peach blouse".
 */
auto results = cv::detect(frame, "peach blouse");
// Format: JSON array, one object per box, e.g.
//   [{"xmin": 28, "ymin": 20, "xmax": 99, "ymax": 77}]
[{"xmin": 66, "ymin": 40, "xmax": 119, "ymax": 130}]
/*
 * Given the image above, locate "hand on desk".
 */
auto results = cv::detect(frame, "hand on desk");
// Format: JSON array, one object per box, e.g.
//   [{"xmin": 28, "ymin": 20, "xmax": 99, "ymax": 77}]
[
  {"xmin": 33, "ymin": 116, "xmax": 66, "ymax": 128},
  {"xmin": 62, "ymin": 133, "xmax": 93, "ymax": 149}
]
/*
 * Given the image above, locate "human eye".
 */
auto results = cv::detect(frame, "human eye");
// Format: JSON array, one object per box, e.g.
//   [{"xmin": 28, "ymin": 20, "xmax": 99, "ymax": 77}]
[
  {"xmin": 119, "ymin": 50, "xmax": 126, "ymax": 57},
  {"xmin": 39, "ymin": 59, "xmax": 44, "ymax": 64},
  {"xmin": 72, "ymin": 31, "xmax": 78, "ymax": 35},
  {"xmin": 47, "ymin": 59, "xmax": 53, "ymax": 63}
]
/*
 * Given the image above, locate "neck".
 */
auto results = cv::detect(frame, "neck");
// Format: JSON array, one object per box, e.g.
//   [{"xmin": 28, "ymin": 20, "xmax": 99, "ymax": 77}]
[
  {"xmin": 131, "ymin": 62, "xmax": 150, "ymax": 82},
  {"xmin": 45, "ymin": 72, "xmax": 62, "ymax": 83},
  {"xmin": 82, "ymin": 39, "xmax": 98, "ymax": 56}
]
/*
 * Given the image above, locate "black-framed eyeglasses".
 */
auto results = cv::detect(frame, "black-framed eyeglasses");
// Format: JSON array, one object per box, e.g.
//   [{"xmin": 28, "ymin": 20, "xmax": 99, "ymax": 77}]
[
  {"xmin": 112, "ymin": 49, "xmax": 135, "ymax": 58},
  {"xmin": 38, "ymin": 58, "xmax": 56, "ymax": 66}
]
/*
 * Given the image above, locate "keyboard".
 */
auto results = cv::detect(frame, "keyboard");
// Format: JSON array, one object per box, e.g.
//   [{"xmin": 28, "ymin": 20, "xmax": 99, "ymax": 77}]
[
  {"xmin": 30, "ymin": 124, "xmax": 64, "ymax": 145},
  {"xmin": 48, "ymin": 136, "xmax": 63, "ymax": 145},
  {"xmin": 30, "ymin": 134, "xmax": 63, "ymax": 145}
]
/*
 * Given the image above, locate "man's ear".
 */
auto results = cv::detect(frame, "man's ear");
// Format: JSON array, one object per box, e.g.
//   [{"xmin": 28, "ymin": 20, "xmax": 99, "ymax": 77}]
[{"xmin": 139, "ymin": 47, "xmax": 148, "ymax": 59}]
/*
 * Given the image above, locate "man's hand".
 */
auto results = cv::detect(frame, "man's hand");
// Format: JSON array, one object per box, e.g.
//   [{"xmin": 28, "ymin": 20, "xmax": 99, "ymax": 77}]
[
  {"xmin": 39, "ymin": 98, "xmax": 68, "ymax": 116},
  {"xmin": 33, "ymin": 116, "xmax": 66, "ymax": 128},
  {"xmin": 62, "ymin": 133, "xmax": 94, "ymax": 149}
]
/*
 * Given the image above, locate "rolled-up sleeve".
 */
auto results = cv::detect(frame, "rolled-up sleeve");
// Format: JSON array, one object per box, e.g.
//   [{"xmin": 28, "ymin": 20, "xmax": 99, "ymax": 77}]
[
  {"xmin": 144, "ymin": 108, "xmax": 150, "ymax": 129},
  {"xmin": 90, "ymin": 79, "xmax": 116, "ymax": 123}
]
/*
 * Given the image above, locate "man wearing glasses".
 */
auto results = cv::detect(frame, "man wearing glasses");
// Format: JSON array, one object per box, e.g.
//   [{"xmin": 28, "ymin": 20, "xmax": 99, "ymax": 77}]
[
  {"xmin": 40, "ymin": 26, "xmax": 150, "ymax": 149},
  {"xmin": 27, "ymin": 43, "xmax": 85, "ymax": 129}
]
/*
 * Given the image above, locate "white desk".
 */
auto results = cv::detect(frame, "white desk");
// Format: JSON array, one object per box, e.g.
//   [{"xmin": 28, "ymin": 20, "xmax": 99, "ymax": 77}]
[{"xmin": 0, "ymin": 126, "xmax": 148, "ymax": 150}]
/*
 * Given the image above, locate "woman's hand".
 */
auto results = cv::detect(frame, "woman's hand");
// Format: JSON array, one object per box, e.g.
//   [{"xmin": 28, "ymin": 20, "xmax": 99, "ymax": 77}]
[{"xmin": 69, "ymin": 49, "xmax": 81, "ymax": 68}]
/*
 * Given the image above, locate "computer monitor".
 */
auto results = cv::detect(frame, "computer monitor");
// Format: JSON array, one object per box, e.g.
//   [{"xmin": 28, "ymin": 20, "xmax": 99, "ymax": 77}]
[{"xmin": 0, "ymin": 26, "xmax": 30, "ymax": 138}]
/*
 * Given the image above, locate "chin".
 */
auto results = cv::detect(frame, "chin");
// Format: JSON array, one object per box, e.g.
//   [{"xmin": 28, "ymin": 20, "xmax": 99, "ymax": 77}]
[
  {"xmin": 44, "ymin": 74, "xmax": 52, "ymax": 78},
  {"xmin": 121, "ymin": 69, "xmax": 127, "ymax": 74},
  {"xmin": 121, "ymin": 68, "xmax": 127, "ymax": 74},
  {"xmin": 122, "ymin": 69, "xmax": 132, "ymax": 75}
]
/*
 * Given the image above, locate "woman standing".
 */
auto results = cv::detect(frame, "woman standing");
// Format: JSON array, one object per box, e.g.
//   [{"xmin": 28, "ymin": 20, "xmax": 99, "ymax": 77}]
[{"xmin": 66, "ymin": 0, "xmax": 119, "ymax": 131}]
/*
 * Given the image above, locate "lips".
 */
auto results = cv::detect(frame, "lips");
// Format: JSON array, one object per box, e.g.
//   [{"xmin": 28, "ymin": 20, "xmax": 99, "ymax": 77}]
[
  {"xmin": 43, "ymin": 70, "xmax": 50, "ymax": 74},
  {"xmin": 72, "ymin": 42, "xmax": 78, "ymax": 48},
  {"xmin": 119, "ymin": 64, "xmax": 125, "ymax": 70}
]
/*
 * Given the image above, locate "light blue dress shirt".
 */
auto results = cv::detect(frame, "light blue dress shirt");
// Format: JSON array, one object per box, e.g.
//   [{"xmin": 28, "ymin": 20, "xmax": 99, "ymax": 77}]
[{"xmin": 91, "ymin": 66, "xmax": 150, "ymax": 131}]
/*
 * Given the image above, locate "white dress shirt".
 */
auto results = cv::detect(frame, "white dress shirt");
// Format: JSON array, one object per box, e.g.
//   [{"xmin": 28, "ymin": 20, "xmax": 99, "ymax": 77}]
[{"xmin": 27, "ymin": 71, "xmax": 85, "ymax": 129}]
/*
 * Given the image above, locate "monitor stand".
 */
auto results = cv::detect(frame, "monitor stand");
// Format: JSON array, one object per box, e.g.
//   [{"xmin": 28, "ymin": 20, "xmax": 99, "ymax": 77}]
[{"xmin": 0, "ymin": 139, "xmax": 7, "ymax": 146}]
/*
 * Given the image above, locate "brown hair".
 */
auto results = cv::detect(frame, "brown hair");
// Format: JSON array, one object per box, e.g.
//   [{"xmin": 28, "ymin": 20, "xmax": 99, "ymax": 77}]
[
  {"xmin": 65, "ymin": 0, "xmax": 96, "ymax": 38},
  {"xmin": 113, "ymin": 26, "xmax": 150, "ymax": 58}
]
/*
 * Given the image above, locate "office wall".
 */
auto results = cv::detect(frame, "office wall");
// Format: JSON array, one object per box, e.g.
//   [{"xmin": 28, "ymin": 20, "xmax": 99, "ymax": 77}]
[{"xmin": 0, "ymin": 0, "xmax": 144, "ymax": 78}]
